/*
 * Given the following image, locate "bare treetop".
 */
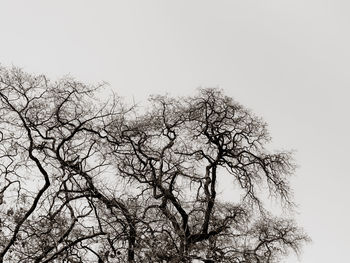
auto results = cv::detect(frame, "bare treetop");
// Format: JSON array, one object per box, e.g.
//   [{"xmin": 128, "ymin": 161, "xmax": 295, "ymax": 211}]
[{"xmin": 0, "ymin": 67, "xmax": 308, "ymax": 263}]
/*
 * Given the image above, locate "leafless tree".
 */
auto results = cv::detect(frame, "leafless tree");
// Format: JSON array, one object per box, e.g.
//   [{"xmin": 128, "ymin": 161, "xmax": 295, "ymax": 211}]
[{"xmin": 0, "ymin": 67, "xmax": 308, "ymax": 263}]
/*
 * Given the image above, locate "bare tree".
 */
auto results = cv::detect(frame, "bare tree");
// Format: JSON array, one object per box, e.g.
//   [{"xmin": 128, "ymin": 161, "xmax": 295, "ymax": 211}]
[{"xmin": 0, "ymin": 67, "xmax": 308, "ymax": 263}]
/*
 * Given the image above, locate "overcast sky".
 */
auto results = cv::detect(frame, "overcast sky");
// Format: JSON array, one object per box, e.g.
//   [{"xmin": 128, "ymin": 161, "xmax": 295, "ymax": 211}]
[{"xmin": 1, "ymin": 1, "xmax": 349, "ymax": 262}]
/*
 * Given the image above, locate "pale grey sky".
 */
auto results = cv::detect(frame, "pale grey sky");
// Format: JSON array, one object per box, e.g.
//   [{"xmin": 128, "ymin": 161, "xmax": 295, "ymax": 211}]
[{"xmin": 1, "ymin": 1, "xmax": 349, "ymax": 262}]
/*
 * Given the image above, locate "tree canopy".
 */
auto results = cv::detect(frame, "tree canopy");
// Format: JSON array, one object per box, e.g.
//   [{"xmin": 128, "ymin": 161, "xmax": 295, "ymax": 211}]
[{"xmin": 0, "ymin": 67, "xmax": 308, "ymax": 262}]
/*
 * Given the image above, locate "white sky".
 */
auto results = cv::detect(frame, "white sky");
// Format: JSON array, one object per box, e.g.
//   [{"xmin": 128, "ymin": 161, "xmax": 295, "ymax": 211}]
[{"xmin": 1, "ymin": 1, "xmax": 349, "ymax": 262}]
